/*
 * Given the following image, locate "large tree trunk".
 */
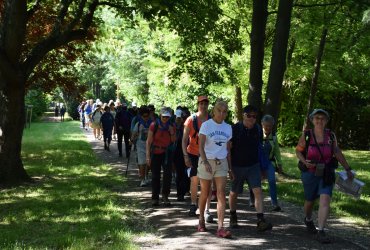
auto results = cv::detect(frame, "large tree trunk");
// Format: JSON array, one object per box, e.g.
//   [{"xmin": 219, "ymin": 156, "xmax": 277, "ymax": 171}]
[
  {"xmin": 234, "ymin": 85, "xmax": 243, "ymax": 121},
  {"xmin": 247, "ymin": 0, "xmax": 268, "ymax": 111},
  {"xmin": 0, "ymin": 0, "xmax": 30, "ymax": 187},
  {"xmin": 264, "ymin": 0, "xmax": 293, "ymax": 120},
  {"xmin": 0, "ymin": 77, "xmax": 31, "ymax": 187},
  {"xmin": 303, "ymin": 27, "xmax": 328, "ymax": 130}
]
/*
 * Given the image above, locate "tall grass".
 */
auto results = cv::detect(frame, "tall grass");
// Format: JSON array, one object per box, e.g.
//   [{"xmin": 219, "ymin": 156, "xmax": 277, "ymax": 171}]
[
  {"xmin": 268, "ymin": 148, "xmax": 370, "ymax": 226},
  {"xmin": 0, "ymin": 121, "xmax": 150, "ymax": 249}
]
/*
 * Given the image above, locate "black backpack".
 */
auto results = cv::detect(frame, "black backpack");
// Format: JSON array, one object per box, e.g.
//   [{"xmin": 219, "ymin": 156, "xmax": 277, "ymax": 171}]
[{"xmin": 191, "ymin": 114, "xmax": 211, "ymax": 144}]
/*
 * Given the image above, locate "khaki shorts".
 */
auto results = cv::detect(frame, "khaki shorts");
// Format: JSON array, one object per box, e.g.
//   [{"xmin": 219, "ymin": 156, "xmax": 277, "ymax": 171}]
[{"xmin": 198, "ymin": 158, "xmax": 228, "ymax": 180}]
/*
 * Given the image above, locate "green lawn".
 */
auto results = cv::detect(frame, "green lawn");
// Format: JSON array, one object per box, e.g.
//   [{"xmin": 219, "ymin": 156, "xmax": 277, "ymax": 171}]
[
  {"xmin": 0, "ymin": 121, "xmax": 151, "ymax": 249},
  {"xmin": 266, "ymin": 148, "xmax": 370, "ymax": 226}
]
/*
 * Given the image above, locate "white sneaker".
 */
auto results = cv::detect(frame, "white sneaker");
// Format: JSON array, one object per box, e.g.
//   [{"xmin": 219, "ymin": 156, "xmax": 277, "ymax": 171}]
[{"xmin": 140, "ymin": 180, "xmax": 146, "ymax": 187}]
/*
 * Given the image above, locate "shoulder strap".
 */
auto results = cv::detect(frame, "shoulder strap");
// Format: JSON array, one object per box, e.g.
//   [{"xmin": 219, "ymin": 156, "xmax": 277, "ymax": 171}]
[{"xmin": 192, "ymin": 114, "xmax": 198, "ymax": 138}]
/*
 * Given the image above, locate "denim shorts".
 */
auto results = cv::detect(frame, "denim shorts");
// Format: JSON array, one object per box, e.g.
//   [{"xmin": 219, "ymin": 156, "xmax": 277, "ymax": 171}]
[
  {"xmin": 301, "ymin": 171, "xmax": 333, "ymax": 201},
  {"xmin": 230, "ymin": 163, "xmax": 261, "ymax": 194}
]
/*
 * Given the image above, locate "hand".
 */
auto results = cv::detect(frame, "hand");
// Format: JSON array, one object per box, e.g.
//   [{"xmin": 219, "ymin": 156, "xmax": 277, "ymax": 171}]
[
  {"xmin": 204, "ymin": 161, "xmax": 212, "ymax": 173},
  {"xmin": 228, "ymin": 170, "xmax": 235, "ymax": 181},
  {"xmin": 346, "ymin": 169, "xmax": 354, "ymax": 180},
  {"xmin": 277, "ymin": 164, "xmax": 283, "ymax": 174},
  {"xmin": 305, "ymin": 160, "xmax": 315, "ymax": 169},
  {"xmin": 146, "ymin": 158, "xmax": 151, "ymax": 167},
  {"xmin": 184, "ymin": 155, "xmax": 192, "ymax": 168}
]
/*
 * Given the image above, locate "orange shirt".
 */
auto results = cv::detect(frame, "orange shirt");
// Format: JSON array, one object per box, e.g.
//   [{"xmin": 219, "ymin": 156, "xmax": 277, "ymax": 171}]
[
  {"xmin": 184, "ymin": 113, "xmax": 208, "ymax": 155},
  {"xmin": 149, "ymin": 121, "xmax": 175, "ymax": 154}
]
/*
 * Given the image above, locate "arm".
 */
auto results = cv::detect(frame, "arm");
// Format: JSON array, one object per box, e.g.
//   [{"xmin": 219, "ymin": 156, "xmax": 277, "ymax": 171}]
[
  {"xmin": 227, "ymin": 141, "xmax": 234, "ymax": 180},
  {"xmin": 198, "ymin": 133, "xmax": 212, "ymax": 173},
  {"xmin": 169, "ymin": 124, "xmax": 176, "ymax": 143},
  {"xmin": 146, "ymin": 127, "xmax": 154, "ymax": 167},
  {"xmin": 182, "ymin": 125, "xmax": 192, "ymax": 168},
  {"xmin": 332, "ymin": 133, "xmax": 354, "ymax": 179},
  {"xmin": 273, "ymin": 137, "xmax": 283, "ymax": 173},
  {"xmin": 295, "ymin": 134, "xmax": 315, "ymax": 169}
]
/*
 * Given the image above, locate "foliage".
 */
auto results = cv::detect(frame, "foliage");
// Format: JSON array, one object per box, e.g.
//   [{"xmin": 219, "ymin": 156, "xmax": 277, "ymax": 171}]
[
  {"xmin": 0, "ymin": 121, "xmax": 153, "ymax": 248},
  {"xmin": 25, "ymin": 89, "xmax": 49, "ymax": 121}
]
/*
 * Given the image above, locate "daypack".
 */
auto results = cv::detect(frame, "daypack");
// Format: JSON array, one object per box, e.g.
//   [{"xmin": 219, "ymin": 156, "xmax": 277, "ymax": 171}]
[{"xmin": 191, "ymin": 114, "xmax": 211, "ymax": 144}]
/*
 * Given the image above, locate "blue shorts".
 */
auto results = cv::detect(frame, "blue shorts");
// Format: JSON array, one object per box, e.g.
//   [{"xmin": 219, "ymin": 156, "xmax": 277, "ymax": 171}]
[
  {"xmin": 230, "ymin": 163, "xmax": 261, "ymax": 194},
  {"xmin": 301, "ymin": 171, "xmax": 333, "ymax": 201}
]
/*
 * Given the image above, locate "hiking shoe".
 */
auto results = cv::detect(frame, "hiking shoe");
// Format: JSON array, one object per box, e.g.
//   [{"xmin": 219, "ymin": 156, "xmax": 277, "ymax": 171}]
[
  {"xmin": 216, "ymin": 228, "xmax": 232, "ymax": 238},
  {"xmin": 162, "ymin": 196, "xmax": 171, "ymax": 207},
  {"xmin": 188, "ymin": 204, "xmax": 197, "ymax": 217},
  {"xmin": 257, "ymin": 219, "xmax": 273, "ymax": 232},
  {"xmin": 152, "ymin": 199, "xmax": 159, "ymax": 206},
  {"xmin": 205, "ymin": 211, "xmax": 214, "ymax": 223},
  {"xmin": 229, "ymin": 212, "xmax": 238, "ymax": 228},
  {"xmin": 197, "ymin": 220, "xmax": 207, "ymax": 232},
  {"xmin": 272, "ymin": 205, "xmax": 281, "ymax": 212},
  {"xmin": 317, "ymin": 230, "xmax": 331, "ymax": 244},
  {"xmin": 304, "ymin": 217, "xmax": 317, "ymax": 234},
  {"xmin": 140, "ymin": 180, "xmax": 147, "ymax": 187}
]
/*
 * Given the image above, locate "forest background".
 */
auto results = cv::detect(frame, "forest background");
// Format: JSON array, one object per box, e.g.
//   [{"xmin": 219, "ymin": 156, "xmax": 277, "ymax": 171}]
[{"xmin": 0, "ymin": 0, "xmax": 369, "ymax": 186}]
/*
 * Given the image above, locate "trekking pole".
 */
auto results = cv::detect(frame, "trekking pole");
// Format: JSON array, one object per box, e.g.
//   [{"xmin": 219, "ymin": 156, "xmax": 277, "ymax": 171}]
[{"xmin": 125, "ymin": 143, "xmax": 132, "ymax": 177}]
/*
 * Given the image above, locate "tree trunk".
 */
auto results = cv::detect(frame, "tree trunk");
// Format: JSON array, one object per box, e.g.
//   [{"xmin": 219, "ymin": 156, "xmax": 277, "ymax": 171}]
[
  {"xmin": 264, "ymin": 0, "xmax": 293, "ymax": 121},
  {"xmin": 0, "ymin": 77, "xmax": 31, "ymax": 187},
  {"xmin": 247, "ymin": 0, "xmax": 268, "ymax": 111},
  {"xmin": 303, "ymin": 27, "xmax": 328, "ymax": 130},
  {"xmin": 234, "ymin": 85, "xmax": 243, "ymax": 121}
]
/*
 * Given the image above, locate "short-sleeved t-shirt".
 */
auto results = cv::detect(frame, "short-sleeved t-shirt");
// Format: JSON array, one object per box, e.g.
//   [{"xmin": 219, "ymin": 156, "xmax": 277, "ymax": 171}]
[
  {"xmin": 199, "ymin": 119, "xmax": 232, "ymax": 159},
  {"xmin": 149, "ymin": 121, "xmax": 176, "ymax": 154},
  {"xmin": 184, "ymin": 113, "xmax": 209, "ymax": 155}
]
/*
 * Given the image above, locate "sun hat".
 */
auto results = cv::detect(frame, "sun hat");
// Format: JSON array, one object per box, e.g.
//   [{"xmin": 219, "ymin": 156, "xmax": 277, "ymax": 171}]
[
  {"xmin": 197, "ymin": 96, "xmax": 209, "ymax": 103},
  {"xmin": 175, "ymin": 109, "xmax": 183, "ymax": 118},
  {"xmin": 160, "ymin": 107, "xmax": 171, "ymax": 117}
]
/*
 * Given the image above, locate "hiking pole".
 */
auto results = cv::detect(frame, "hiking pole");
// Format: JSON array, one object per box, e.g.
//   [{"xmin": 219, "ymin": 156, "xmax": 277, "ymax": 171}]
[{"xmin": 125, "ymin": 142, "xmax": 132, "ymax": 177}]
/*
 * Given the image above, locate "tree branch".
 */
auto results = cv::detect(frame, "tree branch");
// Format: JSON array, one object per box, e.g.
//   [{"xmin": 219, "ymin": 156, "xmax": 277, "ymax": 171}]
[
  {"xmin": 294, "ymin": 1, "xmax": 343, "ymax": 8},
  {"xmin": 66, "ymin": 0, "xmax": 88, "ymax": 31},
  {"xmin": 27, "ymin": 0, "xmax": 43, "ymax": 21},
  {"xmin": 51, "ymin": 0, "xmax": 73, "ymax": 35}
]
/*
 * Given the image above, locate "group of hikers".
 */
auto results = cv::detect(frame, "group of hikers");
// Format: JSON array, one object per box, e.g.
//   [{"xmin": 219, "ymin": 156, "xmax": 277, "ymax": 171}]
[
  {"xmin": 54, "ymin": 104, "xmax": 66, "ymax": 121},
  {"xmin": 77, "ymin": 95, "xmax": 354, "ymax": 244}
]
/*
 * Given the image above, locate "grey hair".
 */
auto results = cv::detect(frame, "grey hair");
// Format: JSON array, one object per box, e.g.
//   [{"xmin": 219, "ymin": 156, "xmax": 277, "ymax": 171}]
[{"xmin": 261, "ymin": 114, "xmax": 275, "ymax": 125}]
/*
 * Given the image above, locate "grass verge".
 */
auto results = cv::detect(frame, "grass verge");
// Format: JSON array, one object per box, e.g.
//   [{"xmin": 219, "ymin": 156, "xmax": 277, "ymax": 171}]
[
  {"xmin": 0, "ymin": 121, "xmax": 152, "ymax": 249},
  {"xmin": 266, "ymin": 147, "xmax": 370, "ymax": 226}
]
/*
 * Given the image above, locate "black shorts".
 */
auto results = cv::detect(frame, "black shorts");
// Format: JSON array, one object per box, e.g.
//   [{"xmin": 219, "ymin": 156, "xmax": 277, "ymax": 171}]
[{"xmin": 189, "ymin": 153, "xmax": 199, "ymax": 178}]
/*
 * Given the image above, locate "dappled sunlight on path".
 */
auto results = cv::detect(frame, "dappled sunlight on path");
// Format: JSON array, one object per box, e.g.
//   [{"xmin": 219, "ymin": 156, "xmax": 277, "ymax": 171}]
[{"xmin": 83, "ymin": 128, "xmax": 370, "ymax": 249}]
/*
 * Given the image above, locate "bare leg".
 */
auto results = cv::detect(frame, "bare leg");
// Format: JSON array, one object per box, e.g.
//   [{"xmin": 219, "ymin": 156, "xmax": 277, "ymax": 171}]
[
  {"xmin": 253, "ymin": 187, "xmax": 264, "ymax": 213},
  {"xmin": 190, "ymin": 175, "xmax": 199, "ymax": 205},
  {"xmin": 199, "ymin": 179, "xmax": 211, "ymax": 222},
  {"xmin": 214, "ymin": 176, "xmax": 227, "ymax": 229},
  {"xmin": 229, "ymin": 191, "xmax": 238, "ymax": 211},
  {"xmin": 304, "ymin": 200, "xmax": 315, "ymax": 219},
  {"xmin": 317, "ymin": 194, "xmax": 330, "ymax": 230}
]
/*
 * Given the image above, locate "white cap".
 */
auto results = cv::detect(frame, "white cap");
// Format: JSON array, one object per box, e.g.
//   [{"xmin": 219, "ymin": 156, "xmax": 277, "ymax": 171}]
[
  {"xmin": 175, "ymin": 109, "xmax": 182, "ymax": 118},
  {"xmin": 132, "ymin": 102, "xmax": 137, "ymax": 107}
]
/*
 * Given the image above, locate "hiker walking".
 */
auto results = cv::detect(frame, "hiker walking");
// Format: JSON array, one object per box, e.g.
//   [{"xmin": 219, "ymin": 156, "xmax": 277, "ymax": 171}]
[
  {"xmin": 249, "ymin": 114, "xmax": 283, "ymax": 212},
  {"xmin": 91, "ymin": 102, "xmax": 103, "ymax": 140},
  {"xmin": 115, "ymin": 102, "xmax": 133, "ymax": 158},
  {"xmin": 228, "ymin": 105, "xmax": 273, "ymax": 232},
  {"xmin": 100, "ymin": 105, "xmax": 115, "ymax": 151},
  {"xmin": 197, "ymin": 100, "xmax": 233, "ymax": 238},
  {"xmin": 296, "ymin": 109, "xmax": 354, "ymax": 244},
  {"xmin": 182, "ymin": 96, "xmax": 214, "ymax": 222},
  {"xmin": 146, "ymin": 107, "xmax": 176, "ymax": 206},
  {"xmin": 60, "ymin": 105, "xmax": 66, "ymax": 122}
]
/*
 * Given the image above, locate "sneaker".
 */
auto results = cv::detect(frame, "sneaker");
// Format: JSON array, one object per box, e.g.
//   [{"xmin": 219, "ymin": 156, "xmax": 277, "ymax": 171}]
[
  {"xmin": 272, "ymin": 205, "xmax": 281, "ymax": 212},
  {"xmin": 304, "ymin": 217, "xmax": 317, "ymax": 234},
  {"xmin": 140, "ymin": 180, "xmax": 147, "ymax": 187},
  {"xmin": 257, "ymin": 219, "xmax": 273, "ymax": 232},
  {"xmin": 162, "ymin": 196, "xmax": 171, "ymax": 207},
  {"xmin": 152, "ymin": 199, "xmax": 159, "ymax": 206},
  {"xmin": 205, "ymin": 211, "xmax": 214, "ymax": 223},
  {"xmin": 197, "ymin": 220, "xmax": 207, "ymax": 232},
  {"xmin": 188, "ymin": 204, "xmax": 197, "ymax": 217},
  {"xmin": 229, "ymin": 212, "xmax": 238, "ymax": 228},
  {"xmin": 317, "ymin": 230, "xmax": 331, "ymax": 244},
  {"xmin": 216, "ymin": 228, "xmax": 232, "ymax": 238}
]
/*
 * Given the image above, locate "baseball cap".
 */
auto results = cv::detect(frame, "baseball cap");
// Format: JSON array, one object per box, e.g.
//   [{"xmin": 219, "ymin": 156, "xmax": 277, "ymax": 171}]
[
  {"xmin": 160, "ymin": 107, "xmax": 171, "ymax": 117},
  {"xmin": 175, "ymin": 109, "xmax": 183, "ymax": 118},
  {"xmin": 198, "ymin": 96, "xmax": 209, "ymax": 103},
  {"xmin": 309, "ymin": 109, "xmax": 329, "ymax": 120}
]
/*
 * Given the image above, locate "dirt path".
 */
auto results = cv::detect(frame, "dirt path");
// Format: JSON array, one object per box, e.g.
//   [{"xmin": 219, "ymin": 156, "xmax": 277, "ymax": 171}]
[{"xmin": 82, "ymin": 127, "xmax": 369, "ymax": 250}]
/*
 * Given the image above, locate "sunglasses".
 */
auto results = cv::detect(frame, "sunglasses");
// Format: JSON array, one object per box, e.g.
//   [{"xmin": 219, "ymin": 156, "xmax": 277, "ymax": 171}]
[
  {"xmin": 161, "ymin": 116, "xmax": 170, "ymax": 119},
  {"xmin": 245, "ymin": 114, "xmax": 257, "ymax": 119}
]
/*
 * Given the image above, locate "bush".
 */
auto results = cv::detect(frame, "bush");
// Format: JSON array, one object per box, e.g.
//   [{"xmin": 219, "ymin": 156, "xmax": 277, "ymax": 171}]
[{"xmin": 25, "ymin": 89, "xmax": 48, "ymax": 121}]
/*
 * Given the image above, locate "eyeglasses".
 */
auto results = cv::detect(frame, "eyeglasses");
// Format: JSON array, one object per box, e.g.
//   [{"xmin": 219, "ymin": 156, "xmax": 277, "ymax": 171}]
[{"xmin": 245, "ymin": 114, "xmax": 257, "ymax": 119}]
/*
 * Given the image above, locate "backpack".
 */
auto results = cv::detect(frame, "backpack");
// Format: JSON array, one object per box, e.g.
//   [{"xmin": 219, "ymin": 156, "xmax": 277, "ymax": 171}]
[
  {"xmin": 117, "ymin": 110, "xmax": 131, "ymax": 131},
  {"xmin": 191, "ymin": 114, "xmax": 211, "ymax": 144}
]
